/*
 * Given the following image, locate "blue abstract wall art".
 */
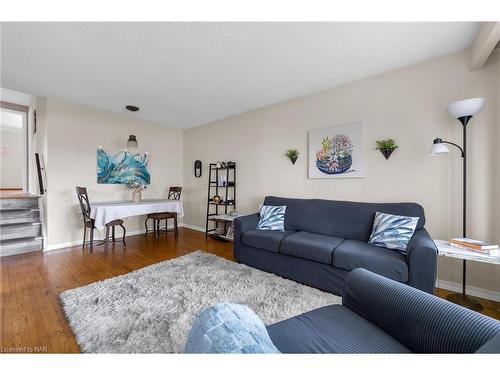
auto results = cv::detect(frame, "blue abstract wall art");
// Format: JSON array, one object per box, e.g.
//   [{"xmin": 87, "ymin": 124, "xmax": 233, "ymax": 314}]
[{"xmin": 97, "ymin": 148, "xmax": 150, "ymax": 184}]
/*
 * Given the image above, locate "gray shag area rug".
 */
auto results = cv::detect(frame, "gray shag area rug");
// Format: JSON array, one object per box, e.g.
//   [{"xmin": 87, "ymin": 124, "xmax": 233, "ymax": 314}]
[{"xmin": 60, "ymin": 251, "xmax": 341, "ymax": 353}]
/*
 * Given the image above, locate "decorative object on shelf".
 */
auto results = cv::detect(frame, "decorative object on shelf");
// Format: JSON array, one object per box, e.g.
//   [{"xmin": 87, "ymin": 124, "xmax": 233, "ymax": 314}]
[
  {"xmin": 229, "ymin": 210, "xmax": 239, "ymax": 217},
  {"xmin": 285, "ymin": 148, "xmax": 299, "ymax": 165},
  {"xmin": 376, "ymin": 138, "xmax": 398, "ymax": 159},
  {"xmin": 97, "ymin": 148, "xmax": 150, "ymax": 184},
  {"xmin": 448, "ymin": 238, "xmax": 498, "ymax": 253},
  {"xmin": 206, "ymin": 162, "xmax": 237, "ymax": 240},
  {"xmin": 429, "ymin": 97, "xmax": 485, "ymax": 311},
  {"xmin": 127, "ymin": 179, "xmax": 147, "ymax": 203},
  {"xmin": 218, "ymin": 175, "xmax": 228, "ymax": 187},
  {"xmin": 308, "ymin": 122, "xmax": 364, "ymax": 178},
  {"xmin": 194, "ymin": 160, "xmax": 202, "ymax": 178},
  {"xmin": 126, "ymin": 135, "xmax": 138, "ymax": 150},
  {"xmin": 225, "ymin": 225, "xmax": 234, "ymax": 240}
]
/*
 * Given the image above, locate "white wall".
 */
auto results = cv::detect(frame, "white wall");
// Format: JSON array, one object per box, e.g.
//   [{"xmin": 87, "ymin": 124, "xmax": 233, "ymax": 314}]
[
  {"xmin": 183, "ymin": 50, "xmax": 500, "ymax": 295},
  {"xmin": 41, "ymin": 98, "xmax": 183, "ymax": 248}
]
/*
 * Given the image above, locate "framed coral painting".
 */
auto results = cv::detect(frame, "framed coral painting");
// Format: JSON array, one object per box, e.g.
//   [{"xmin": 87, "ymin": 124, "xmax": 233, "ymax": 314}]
[{"xmin": 308, "ymin": 122, "xmax": 364, "ymax": 178}]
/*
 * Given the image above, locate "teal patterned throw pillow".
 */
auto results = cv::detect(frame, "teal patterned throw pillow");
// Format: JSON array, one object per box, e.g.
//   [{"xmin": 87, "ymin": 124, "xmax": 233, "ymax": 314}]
[
  {"xmin": 368, "ymin": 212, "xmax": 419, "ymax": 252},
  {"xmin": 257, "ymin": 205, "xmax": 286, "ymax": 231}
]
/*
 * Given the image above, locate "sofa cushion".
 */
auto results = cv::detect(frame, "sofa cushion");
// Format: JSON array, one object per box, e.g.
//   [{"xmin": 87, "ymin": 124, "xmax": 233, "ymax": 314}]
[
  {"xmin": 368, "ymin": 212, "xmax": 419, "ymax": 252},
  {"xmin": 185, "ymin": 303, "xmax": 280, "ymax": 353},
  {"xmin": 280, "ymin": 231, "xmax": 344, "ymax": 264},
  {"xmin": 241, "ymin": 229, "xmax": 295, "ymax": 253},
  {"xmin": 256, "ymin": 205, "xmax": 286, "ymax": 231},
  {"xmin": 267, "ymin": 305, "xmax": 411, "ymax": 353},
  {"xmin": 333, "ymin": 240, "xmax": 408, "ymax": 282},
  {"xmin": 264, "ymin": 196, "xmax": 425, "ymax": 242}
]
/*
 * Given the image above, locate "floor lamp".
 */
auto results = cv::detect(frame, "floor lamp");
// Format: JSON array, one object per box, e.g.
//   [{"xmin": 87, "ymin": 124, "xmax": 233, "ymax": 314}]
[{"xmin": 429, "ymin": 97, "xmax": 485, "ymax": 311}]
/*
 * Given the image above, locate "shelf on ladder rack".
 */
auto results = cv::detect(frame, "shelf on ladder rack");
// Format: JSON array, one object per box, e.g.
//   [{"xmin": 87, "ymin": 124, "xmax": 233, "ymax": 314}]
[{"xmin": 205, "ymin": 162, "xmax": 237, "ymax": 241}]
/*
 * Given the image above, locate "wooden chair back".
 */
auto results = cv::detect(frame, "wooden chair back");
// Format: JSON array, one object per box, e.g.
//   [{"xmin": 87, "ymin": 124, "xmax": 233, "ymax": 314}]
[
  {"xmin": 76, "ymin": 186, "xmax": 92, "ymax": 222},
  {"xmin": 168, "ymin": 186, "xmax": 182, "ymax": 200}
]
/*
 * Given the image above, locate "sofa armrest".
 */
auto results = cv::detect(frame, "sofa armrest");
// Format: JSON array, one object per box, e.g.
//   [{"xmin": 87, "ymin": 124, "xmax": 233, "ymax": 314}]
[
  {"xmin": 342, "ymin": 268, "xmax": 500, "ymax": 353},
  {"xmin": 234, "ymin": 213, "xmax": 259, "ymax": 242},
  {"xmin": 406, "ymin": 228, "xmax": 437, "ymax": 294}
]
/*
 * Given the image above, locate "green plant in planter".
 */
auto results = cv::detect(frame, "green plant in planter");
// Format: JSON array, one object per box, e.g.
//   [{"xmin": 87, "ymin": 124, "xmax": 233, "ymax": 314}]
[
  {"xmin": 376, "ymin": 139, "xmax": 398, "ymax": 159},
  {"xmin": 285, "ymin": 149, "xmax": 299, "ymax": 165}
]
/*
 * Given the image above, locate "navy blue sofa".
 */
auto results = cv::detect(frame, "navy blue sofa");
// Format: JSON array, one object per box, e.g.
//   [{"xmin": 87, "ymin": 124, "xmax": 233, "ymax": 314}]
[
  {"xmin": 266, "ymin": 268, "xmax": 500, "ymax": 353},
  {"xmin": 234, "ymin": 196, "xmax": 438, "ymax": 295}
]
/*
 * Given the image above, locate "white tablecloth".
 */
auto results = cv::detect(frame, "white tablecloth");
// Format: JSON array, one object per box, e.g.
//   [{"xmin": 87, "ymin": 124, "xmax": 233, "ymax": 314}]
[{"xmin": 90, "ymin": 199, "xmax": 184, "ymax": 230}]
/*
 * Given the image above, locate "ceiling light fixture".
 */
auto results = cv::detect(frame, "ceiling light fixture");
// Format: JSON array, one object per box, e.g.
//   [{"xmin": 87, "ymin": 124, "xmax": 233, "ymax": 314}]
[{"xmin": 126, "ymin": 105, "xmax": 140, "ymax": 112}]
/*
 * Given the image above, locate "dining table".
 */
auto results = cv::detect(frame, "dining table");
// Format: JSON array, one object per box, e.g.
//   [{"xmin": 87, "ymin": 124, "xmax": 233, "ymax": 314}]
[{"xmin": 90, "ymin": 199, "xmax": 184, "ymax": 231}]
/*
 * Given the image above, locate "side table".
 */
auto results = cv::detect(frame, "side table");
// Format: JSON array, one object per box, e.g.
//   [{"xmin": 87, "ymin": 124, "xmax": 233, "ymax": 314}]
[{"xmin": 434, "ymin": 239, "xmax": 500, "ymax": 311}]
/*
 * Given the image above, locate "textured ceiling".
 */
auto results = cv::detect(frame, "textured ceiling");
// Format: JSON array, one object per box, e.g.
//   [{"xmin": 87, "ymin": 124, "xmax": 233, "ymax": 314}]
[{"xmin": 1, "ymin": 22, "xmax": 479, "ymax": 128}]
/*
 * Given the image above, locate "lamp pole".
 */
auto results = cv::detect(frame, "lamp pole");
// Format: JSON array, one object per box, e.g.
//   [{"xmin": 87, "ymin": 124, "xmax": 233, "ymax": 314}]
[
  {"xmin": 432, "ymin": 97, "xmax": 485, "ymax": 311},
  {"xmin": 436, "ymin": 116, "xmax": 482, "ymax": 311}
]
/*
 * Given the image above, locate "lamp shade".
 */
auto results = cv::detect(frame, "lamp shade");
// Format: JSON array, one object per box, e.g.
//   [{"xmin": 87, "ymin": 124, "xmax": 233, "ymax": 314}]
[
  {"xmin": 126, "ymin": 135, "xmax": 138, "ymax": 149},
  {"xmin": 447, "ymin": 98, "xmax": 485, "ymax": 119},
  {"xmin": 429, "ymin": 138, "xmax": 450, "ymax": 156}
]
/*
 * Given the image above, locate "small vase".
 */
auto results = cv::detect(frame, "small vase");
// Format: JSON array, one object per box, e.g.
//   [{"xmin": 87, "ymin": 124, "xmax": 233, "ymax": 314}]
[{"xmin": 132, "ymin": 189, "xmax": 142, "ymax": 203}]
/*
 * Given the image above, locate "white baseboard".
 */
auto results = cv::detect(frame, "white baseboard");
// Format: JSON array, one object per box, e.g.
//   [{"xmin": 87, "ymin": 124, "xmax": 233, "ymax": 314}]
[
  {"xmin": 44, "ymin": 224, "xmax": 185, "ymax": 252},
  {"xmin": 180, "ymin": 223, "xmax": 205, "ymax": 233},
  {"xmin": 436, "ymin": 279, "xmax": 500, "ymax": 302}
]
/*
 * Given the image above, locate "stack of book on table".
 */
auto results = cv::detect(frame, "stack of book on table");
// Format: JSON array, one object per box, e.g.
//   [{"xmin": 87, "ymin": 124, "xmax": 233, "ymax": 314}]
[{"xmin": 448, "ymin": 238, "xmax": 499, "ymax": 254}]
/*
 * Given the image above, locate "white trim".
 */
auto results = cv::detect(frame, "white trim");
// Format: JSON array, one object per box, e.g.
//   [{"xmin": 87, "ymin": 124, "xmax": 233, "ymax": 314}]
[
  {"xmin": 44, "ymin": 223, "xmax": 188, "ymax": 251},
  {"xmin": 436, "ymin": 279, "xmax": 500, "ymax": 302},
  {"xmin": 180, "ymin": 223, "xmax": 205, "ymax": 233},
  {"xmin": 44, "ymin": 223, "xmax": 205, "ymax": 251}
]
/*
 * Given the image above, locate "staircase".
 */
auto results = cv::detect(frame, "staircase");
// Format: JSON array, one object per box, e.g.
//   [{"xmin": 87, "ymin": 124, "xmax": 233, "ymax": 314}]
[{"xmin": 0, "ymin": 194, "xmax": 43, "ymax": 257}]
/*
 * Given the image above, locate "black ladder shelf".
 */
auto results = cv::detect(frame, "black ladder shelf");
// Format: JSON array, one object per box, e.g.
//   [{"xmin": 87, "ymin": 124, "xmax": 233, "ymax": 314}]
[{"xmin": 205, "ymin": 161, "xmax": 236, "ymax": 240}]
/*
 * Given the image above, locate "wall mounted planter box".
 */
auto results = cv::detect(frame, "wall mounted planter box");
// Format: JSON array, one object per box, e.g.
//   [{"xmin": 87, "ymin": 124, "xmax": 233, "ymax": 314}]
[{"xmin": 380, "ymin": 148, "xmax": 395, "ymax": 160}]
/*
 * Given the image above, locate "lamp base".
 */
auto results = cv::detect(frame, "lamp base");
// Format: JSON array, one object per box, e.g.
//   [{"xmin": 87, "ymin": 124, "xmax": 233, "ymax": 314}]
[{"xmin": 446, "ymin": 293, "xmax": 483, "ymax": 311}]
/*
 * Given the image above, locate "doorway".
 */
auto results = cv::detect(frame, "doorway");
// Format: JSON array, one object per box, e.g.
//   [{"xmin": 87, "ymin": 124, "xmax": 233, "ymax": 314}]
[{"xmin": 0, "ymin": 102, "xmax": 29, "ymax": 191}]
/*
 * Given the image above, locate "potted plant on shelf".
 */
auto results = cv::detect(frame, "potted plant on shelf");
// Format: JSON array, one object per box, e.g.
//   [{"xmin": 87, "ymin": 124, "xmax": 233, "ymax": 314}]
[
  {"xmin": 127, "ymin": 179, "xmax": 147, "ymax": 202},
  {"xmin": 376, "ymin": 138, "xmax": 398, "ymax": 159},
  {"xmin": 285, "ymin": 148, "xmax": 299, "ymax": 165}
]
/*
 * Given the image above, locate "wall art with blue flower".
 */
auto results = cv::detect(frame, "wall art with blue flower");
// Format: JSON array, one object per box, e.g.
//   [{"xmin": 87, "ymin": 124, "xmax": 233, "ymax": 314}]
[
  {"xmin": 308, "ymin": 122, "xmax": 364, "ymax": 178},
  {"xmin": 97, "ymin": 148, "xmax": 151, "ymax": 184}
]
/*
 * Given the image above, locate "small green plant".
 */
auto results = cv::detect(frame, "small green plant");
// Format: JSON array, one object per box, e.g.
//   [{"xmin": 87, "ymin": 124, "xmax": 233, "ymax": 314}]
[
  {"xmin": 285, "ymin": 148, "xmax": 299, "ymax": 165},
  {"xmin": 376, "ymin": 138, "xmax": 398, "ymax": 151}
]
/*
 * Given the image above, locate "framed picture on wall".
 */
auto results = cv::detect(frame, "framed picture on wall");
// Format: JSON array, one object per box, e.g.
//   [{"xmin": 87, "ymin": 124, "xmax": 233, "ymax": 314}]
[
  {"xmin": 97, "ymin": 148, "xmax": 151, "ymax": 184},
  {"xmin": 308, "ymin": 121, "xmax": 364, "ymax": 179}
]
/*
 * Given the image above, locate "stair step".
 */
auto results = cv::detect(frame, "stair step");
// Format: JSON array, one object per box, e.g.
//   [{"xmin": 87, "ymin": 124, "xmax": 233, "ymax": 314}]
[
  {"xmin": 0, "ymin": 222, "xmax": 42, "ymax": 241},
  {"xmin": 0, "ymin": 198, "xmax": 39, "ymax": 210},
  {"xmin": 0, "ymin": 236, "xmax": 43, "ymax": 257},
  {"xmin": 0, "ymin": 209, "xmax": 40, "ymax": 225}
]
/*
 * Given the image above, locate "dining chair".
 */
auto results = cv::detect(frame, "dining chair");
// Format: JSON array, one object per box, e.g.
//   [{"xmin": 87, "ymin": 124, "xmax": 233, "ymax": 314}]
[
  {"xmin": 76, "ymin": 186, "xmax": 126, "ymax": 253},
  {"xmin": 144, "ymin": 186, "xmax": 182, "ymax": 238}
]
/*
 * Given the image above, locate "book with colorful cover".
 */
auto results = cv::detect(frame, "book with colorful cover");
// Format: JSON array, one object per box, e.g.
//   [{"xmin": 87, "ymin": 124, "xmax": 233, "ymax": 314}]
[{"xmin": 448, "ymin": 238, "xmax": 499, "ymax": 251}]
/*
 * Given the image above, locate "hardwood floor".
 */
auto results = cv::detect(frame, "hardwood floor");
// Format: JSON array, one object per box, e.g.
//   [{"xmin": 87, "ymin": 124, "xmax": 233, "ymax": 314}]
[{"xmin": 0, "ymin": 228, "xmax": 498, "ymax": 353}]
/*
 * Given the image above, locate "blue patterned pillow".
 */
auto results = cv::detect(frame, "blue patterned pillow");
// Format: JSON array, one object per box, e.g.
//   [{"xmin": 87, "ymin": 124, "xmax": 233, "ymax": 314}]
[
  {"xmin": 184, "ymin": 303, "xmax": 280, "ymax": 353},
  {"xmin": 368, "ymin": 212, "xmax": 419, "ymax": 252},
  {"xmin": 257, "ymin": 205, "xmax": 286, "ymax": 231}
]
